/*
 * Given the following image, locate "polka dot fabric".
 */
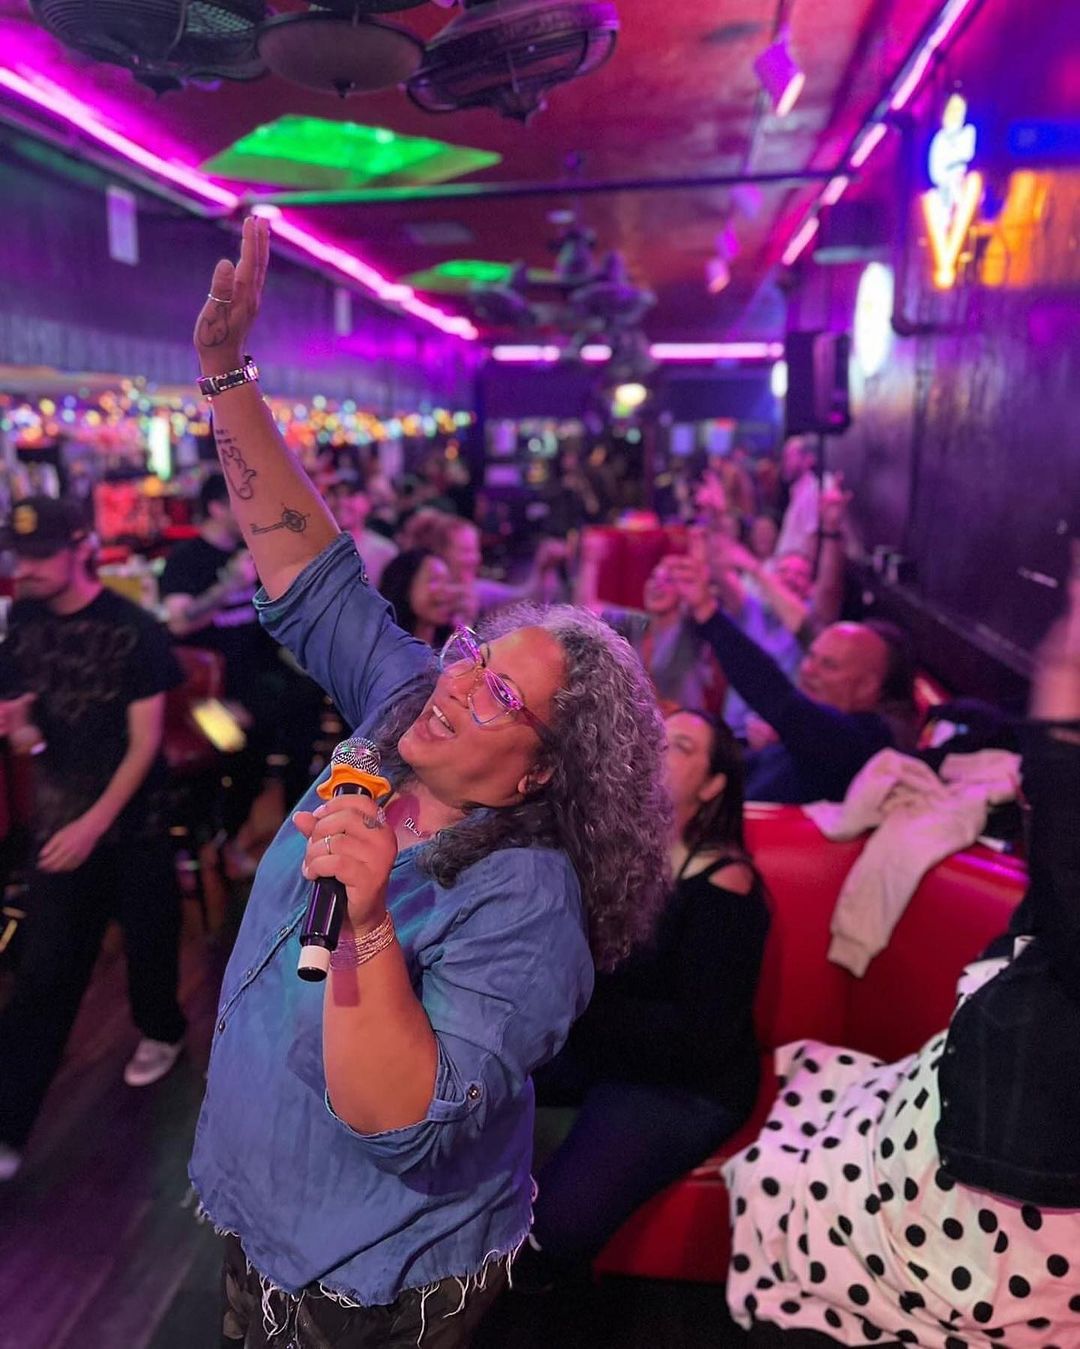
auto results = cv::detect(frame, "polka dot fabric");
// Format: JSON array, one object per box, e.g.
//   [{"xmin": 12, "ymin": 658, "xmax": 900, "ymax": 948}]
[{"xmin": 723, "ymin": 1037, "xmax": 1080, "ymax": 1347}]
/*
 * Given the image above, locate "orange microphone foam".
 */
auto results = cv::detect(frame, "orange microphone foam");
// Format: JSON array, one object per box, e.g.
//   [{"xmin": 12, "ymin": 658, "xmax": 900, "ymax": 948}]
[{"xmin": 316, "ymin": 763, "xmax": 392, "ymax": 802}]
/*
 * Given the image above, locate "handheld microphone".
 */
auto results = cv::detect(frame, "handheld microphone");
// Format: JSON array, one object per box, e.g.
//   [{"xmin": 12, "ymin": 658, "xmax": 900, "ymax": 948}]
[{"xmin": 297, "ymin": 737, "xmax": 391, "ymax": 982}]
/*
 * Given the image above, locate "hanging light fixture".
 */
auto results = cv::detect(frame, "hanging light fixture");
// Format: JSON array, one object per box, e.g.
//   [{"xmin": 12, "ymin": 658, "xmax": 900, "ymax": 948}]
[
  {"xmin": 705, "ymin": 224, "xmax": 739, "ymax": 295},
  {"xmin": 754, "ymin": 26, "xmax": 804, "ymax": 118},
  {"xmin": 705, "ymin": 254, "xmax": 731, "ymax": 294}
]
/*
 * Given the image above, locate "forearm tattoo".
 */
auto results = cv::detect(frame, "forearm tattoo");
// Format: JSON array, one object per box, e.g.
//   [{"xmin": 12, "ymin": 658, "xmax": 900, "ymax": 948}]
[
  {"xmin": 214, "ymin": 428, "xmax": 257, "ymax": 501},
  {"xmin": 197, "ymin": 300, "xmax": 232, "ymax": 349},
  {"xmin": 252, "ymin": 506, "xmax": 310, "ymax": 536}
]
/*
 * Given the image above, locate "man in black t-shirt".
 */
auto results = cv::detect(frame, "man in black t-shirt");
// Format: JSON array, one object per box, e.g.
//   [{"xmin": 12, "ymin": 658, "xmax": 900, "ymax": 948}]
[
  {"xmin": 159, "ymin": 471, "xmax": 269, "ymax": 699},
  {"xmin": 0, "ymin": 497, "xmax": 185, "ymax": 1183}
]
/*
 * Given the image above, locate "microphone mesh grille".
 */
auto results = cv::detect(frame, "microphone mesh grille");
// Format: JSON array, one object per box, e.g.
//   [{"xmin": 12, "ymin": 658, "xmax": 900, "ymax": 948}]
[{"xmin": 331, "ymin": 737, "xmax": 382, "ymax": 775}]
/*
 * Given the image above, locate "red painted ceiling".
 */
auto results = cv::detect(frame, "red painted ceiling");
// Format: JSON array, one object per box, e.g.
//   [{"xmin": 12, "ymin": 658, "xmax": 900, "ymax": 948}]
[{"xmin": 0, "ymin": 0, "xmax": 951, "ymax": 340}]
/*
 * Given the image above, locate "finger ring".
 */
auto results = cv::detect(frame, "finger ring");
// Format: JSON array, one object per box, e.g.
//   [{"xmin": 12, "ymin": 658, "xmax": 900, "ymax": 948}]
[
  {"xmin": 207, "ymin": 291, "xmax": 233, "ymax": 304},
  {"xmin": 324, "ymin": 834, "xmax": 333, "ymax": 855},
  {"xmin": 361, "ymin": 812, "xmax": 383, "ymax": 831}
]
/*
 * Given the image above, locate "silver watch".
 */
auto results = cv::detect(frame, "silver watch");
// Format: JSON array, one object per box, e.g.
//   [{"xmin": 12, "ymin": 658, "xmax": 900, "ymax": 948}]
[{"xmin": 197, "ymin": 355, "xmax": 259, "ymax": 399}]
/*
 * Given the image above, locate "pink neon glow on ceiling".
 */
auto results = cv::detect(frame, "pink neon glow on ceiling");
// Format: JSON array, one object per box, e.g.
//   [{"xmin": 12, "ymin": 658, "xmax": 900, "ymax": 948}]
[
  {"xmin": 0, "ymin": 48, "xmax": 476, "ymax": 341},
  {"xmin": 491, "ymin": 343, "xmax": 783, "ymax": 364},
  {"xmin": 777, "ymin": 0, "xmax": 979, "ymax": 273}
]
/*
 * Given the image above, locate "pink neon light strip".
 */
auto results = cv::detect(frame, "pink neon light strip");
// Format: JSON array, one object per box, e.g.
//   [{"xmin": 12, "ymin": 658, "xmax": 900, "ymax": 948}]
[
  {"xmin": 491, "ymin": 343, "xmax": 783, "ymax": 363},
  {"xmin": 781, "ymin": 216, "xmax": 820, "ymax": 267},
  {"xmin": 850, "ymin": 122, "xmax": 888, "ymax": 170},
  {"xmin": 0, "ymin": 63, "xmax": 476, "ymax": 340},
  {"xmin": 779, "ymin": 0, "xmax": 977, "ymax": 275},
  {"xmin": 489, "ymin": 345, "xmax": 611, "ymax": 363},
  {"xmin": 490, "ymin": 346, "xmax": 561, "ymax": 363},
  {"xmin": 0, "ymin": 67, "xmax": 239, "ymax": 209},
  {"xmin": 821, "ymin": 175, "xmax": 850, "ymax": 207},
  {"xmin": 891, "ymin": 0, "xmax": 975, "ymax": 111},
  {"xmin": 890, "ymin": 48, "xmax": 935, "ymax": 112},
  {"xmin": 650, "ymin": 342, "xmax": 784, "ymax": 361}
]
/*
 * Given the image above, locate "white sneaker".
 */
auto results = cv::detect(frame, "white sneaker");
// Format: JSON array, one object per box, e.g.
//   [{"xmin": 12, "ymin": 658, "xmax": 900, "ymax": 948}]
[
  {"xmin": 0, "ymin": 1143, "xmax": 22, "ymax": 1181},
  {"xmin": 123, "ymin": 1037, "xmax": 183, "ymax": 1088}
]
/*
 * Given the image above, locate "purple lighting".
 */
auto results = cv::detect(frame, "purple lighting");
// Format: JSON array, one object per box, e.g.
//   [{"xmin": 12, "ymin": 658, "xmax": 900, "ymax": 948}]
[
  {"xmin": 781, "ymin": 217, "xmax": 820, "ymax": 267},
  {"xmin": 777, "ymin": 0, "xmax": 980, "ymax": 283},
  {"xmin": 490, "ymin": 343, "xmax": 783, "ymax": 364},
  {"xmin": 891, "ymin": 0, "xmax": 978, "ymax": 112},
  {"xmin": 821, "ymin": 175, "xmax": 850, "ymax": 207},
  {"xmin": 0, "ymin": 59, "xmax": 476, "ymax": 341},
  {"xmin": 851, "ymin": 123, "xmax": 889, "ymax": 170},
  {"xmin": 0, "ymin": 67, "xmax": 240, "ymax": 210},
  {"xmin": 650, "ymin": 342, "xmax": 784, "ymax": 362},
  {"xmin": 490, "ymin": 345, "xmax": 611, "ymax": 363}
]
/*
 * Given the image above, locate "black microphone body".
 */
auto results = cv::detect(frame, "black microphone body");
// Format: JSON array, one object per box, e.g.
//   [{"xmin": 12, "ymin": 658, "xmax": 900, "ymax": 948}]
[
  {"xmin": 297, "ymin": 782, "xmax": 365, "ymax": 982},
  {"xmin": 297, "ymin": 738, "xmax": 389, "ymax": 982}
]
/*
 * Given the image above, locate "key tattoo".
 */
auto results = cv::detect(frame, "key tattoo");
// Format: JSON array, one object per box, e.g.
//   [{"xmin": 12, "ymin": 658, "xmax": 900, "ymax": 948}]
[{"xmin": 252, "ymin": 505, "xmax": 311, "ymax": 536}]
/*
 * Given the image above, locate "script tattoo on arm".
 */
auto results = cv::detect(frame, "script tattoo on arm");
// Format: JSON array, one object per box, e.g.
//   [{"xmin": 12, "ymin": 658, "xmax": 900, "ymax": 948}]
[
  {"xmin": 214, "ymin": 428, "xmax": 257, "ymax": 501},
  {"xmin": 197, "ymin": 300, "xmax": 232, "ymax": 350},
  {"xmin": 251, "ymin": 505, "xmax": 310, "ymax": 536}
]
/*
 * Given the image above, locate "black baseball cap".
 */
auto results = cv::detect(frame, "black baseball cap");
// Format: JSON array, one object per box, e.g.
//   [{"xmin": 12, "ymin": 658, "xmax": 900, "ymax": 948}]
[{"xmin": 0, "ymin": 496, "xmax": 91, "ymax": 558}]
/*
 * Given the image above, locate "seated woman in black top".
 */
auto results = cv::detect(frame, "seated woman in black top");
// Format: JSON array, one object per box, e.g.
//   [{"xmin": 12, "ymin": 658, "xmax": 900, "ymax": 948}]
[{"xmin": 523, "ymin": 709, "xmax": 770, "ymax": 1277}]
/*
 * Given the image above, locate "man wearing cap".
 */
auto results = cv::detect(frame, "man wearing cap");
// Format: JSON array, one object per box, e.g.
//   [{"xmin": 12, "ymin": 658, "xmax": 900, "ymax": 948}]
[{"xmin": 0, "ymin": 496, "xmax": 186, "ymax": 1182}]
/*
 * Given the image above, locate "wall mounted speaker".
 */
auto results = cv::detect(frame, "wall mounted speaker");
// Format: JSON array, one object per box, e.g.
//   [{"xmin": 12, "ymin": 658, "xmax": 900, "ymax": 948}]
[{"xmin": 785, "ymin": 330, "xmax": 851, "ymax": 436}]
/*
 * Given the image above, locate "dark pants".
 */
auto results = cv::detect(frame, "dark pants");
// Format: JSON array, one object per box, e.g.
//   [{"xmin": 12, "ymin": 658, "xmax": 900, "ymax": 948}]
[
  {"xmin": 222, "ymin": 662, "xmax": 326, "ymax": 837},
  {"xmin": 220, "ymin": 1234, "xmax": 507, "ymax": 1349},
  {"xmin": 531, "ymin": 1075, "xmax": 742, "ymax": 1261},
  {"xmin": 0, "ymin": 838, "xmax": 185, "ymax": 1148}
]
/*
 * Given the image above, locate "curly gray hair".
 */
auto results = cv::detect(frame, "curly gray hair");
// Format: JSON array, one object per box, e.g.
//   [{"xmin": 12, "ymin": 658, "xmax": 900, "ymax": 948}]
[{"xmin": 371, "ymin": 603, "xmax": 671, "ymax": 971}]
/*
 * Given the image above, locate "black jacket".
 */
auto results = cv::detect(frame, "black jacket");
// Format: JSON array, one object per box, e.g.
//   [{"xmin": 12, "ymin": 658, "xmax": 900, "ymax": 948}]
[{"xmin": 936, "ymin": 723, "xmax": 1080, "ymax": 1207}]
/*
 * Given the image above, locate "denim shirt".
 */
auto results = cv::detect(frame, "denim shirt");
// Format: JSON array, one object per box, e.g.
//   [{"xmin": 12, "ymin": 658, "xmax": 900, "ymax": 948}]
[
  {"xmin": 936, "ymin": 723, "xmax": 1080, "ymax": 1207},
  {"xmin": 189, "ymin": 534, "xmax": 594, "ymax": 1303}
]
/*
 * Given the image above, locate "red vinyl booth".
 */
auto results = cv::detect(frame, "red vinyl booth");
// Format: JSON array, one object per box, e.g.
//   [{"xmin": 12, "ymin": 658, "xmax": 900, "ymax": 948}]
[
  {"xmin": 592, "ymin": 804, "xmax": 1027, "ymax": 1283},
  {"xmin": 586, "ymin": 524, "xmax": 687, "ymax": 607}
]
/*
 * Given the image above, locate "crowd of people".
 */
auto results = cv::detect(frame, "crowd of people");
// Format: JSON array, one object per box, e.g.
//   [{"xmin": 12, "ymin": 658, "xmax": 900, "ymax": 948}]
[{"xmin": 0, "ymin": 217, "xmax": 1075, "ymax": 1349}]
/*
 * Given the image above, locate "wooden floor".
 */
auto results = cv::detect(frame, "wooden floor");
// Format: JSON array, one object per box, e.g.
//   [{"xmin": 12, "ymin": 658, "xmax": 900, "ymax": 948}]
[{"xmin": 0, "ymin": 881, "xmax": 749, "ymax": 1349}]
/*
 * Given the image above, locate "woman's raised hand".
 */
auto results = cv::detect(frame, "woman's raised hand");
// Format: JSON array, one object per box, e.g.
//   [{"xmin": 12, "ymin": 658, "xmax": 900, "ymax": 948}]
[{"xmin": 193, "ymin": 215, "xmax": 271, "ymax": 376}]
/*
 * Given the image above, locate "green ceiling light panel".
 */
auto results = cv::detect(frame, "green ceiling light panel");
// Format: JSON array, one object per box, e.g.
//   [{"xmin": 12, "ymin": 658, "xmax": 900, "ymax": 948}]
[
  {"xmin": 404, "ymin": 261, "xmax": 514, "ymax": 294},
  {"xmin": 201, "ymin": 115, "xmax": 501, "ymax": 189}
]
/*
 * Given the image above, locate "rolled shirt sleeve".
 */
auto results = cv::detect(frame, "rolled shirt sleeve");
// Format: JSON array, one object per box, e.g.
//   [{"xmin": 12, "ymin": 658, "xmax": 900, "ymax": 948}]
[
  {"xmin": 255, "ymin": 532, "xmax": 435, "ymax": 729},
  {"xmin": 325, "ymin": 848, "xmax": 595, "ymax": 1174}
]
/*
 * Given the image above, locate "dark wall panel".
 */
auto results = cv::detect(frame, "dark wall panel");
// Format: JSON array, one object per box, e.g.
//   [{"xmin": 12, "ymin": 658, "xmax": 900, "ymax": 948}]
[
  {"xmin": 789, "ymin": 0, "xmax": 1080, "ymax": 673},
  {"xmin": 0, "ymin": 134, "xmax": 478, "ymax": 410}
]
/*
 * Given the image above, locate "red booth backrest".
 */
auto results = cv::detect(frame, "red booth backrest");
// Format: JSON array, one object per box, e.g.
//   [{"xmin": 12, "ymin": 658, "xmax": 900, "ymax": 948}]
[
  {"xmin": 745, "ymin": 805, "xmax": 856, "ymax": 1050},
  {"xmin": 844, "ymin": 849, "xmax": 1025, "ymax": 1060},
  {"xmin": 745, "ymin": 805, "xmax": 1026, "ymax": 1063},
  {"xmin": 587, "ymin": 525, "xmax": 687, "ymax": 608}
]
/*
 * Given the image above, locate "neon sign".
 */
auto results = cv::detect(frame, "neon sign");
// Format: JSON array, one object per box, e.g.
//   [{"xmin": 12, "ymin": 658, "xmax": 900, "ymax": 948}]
[{"xmin": 921, "ymin": 94, "xmax": 983, "ymax": 288}]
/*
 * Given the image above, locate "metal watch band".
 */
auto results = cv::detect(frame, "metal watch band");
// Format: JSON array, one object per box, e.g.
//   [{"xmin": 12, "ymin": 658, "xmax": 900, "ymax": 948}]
[{"xmin": 197, "ymin": 355, "xmax": 259, "ymax": 398}]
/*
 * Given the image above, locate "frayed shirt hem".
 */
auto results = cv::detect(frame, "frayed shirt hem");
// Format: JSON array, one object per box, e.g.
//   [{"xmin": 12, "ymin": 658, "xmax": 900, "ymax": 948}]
[{"xmin": 193, "ymin": 1194, "xmax": 532, "ymax": 1312}]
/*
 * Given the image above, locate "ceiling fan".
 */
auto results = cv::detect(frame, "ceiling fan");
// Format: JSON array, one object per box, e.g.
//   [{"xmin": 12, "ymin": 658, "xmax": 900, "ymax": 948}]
[
  {"xmin": 31, "ymin": 0, "xmax": 620, "ymax": 118},
  {"xmin": 470, "ymin": 207, "xmax": 655, "ymax": 364}
]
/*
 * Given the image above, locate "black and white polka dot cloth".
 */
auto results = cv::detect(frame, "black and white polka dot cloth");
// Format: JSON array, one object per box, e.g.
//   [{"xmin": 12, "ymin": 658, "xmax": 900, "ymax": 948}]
[{"xmin": 723, "ymin": 1034, "xmax": 1080, "ymax": 1347}]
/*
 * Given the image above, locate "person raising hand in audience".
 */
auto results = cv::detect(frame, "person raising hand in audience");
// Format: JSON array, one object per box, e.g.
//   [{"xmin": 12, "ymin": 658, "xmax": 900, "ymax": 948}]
[{"xmin": 668, "ymin": 550, "xmax": 914, "ymax": 802}]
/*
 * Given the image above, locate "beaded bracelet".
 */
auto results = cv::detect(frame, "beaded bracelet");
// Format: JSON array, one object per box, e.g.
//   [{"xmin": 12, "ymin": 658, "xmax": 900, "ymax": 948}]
[{"xmin": 329, "ymin": 912, "xmax": 396, "ymax": 971}]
